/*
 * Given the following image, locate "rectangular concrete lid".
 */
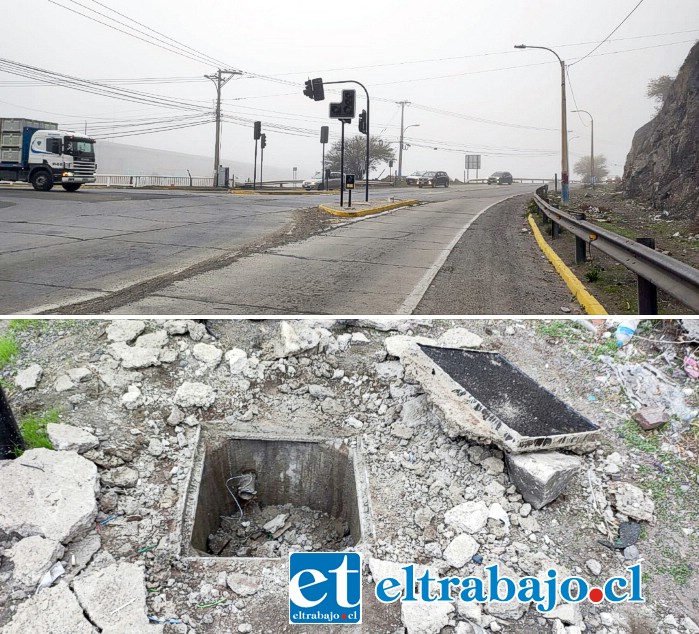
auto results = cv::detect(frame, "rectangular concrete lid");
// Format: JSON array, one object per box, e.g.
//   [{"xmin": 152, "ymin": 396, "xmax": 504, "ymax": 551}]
[{"xmin": 410, "ymin": 345, "xmax": 599, "ymax": 452}]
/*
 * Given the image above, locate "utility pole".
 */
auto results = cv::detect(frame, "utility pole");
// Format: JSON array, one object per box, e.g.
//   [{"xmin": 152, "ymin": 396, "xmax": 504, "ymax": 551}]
[
  {"xmin": 397, "ymin": 100, "xmax": 410, "ymax": 180},
  {"xmin": 205, "ymin": 69, "xmax": 242, "ymax": 186}
]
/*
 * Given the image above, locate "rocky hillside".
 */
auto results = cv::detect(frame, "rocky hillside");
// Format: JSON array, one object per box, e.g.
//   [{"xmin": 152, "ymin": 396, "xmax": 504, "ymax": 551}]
[{"xmin": 623, "ymin": 41, "xmax": 699, "ymax": 219}]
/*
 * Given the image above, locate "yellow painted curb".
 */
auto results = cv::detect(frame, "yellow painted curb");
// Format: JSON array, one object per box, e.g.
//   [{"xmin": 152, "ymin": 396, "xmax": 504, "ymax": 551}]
[
  {"xmin": 527, "ymin": 214, "xmax": 608, "ymax": 315},
  {"xmin": 319, "ymin": 199, "xmax": 419, "ymax": 217}
]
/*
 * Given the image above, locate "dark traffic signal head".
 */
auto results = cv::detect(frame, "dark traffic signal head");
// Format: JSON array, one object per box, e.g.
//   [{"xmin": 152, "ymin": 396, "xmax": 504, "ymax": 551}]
[
  {"xmin": 303, "ymin": 79, "xmax": 313, "ymax": 99},
  {"xmin": 260, "ymin": 133, "xmax": 266, "ymax": 149},
  {"xmin": 320, "ymin": 126, "xmax": 329, "ymax": 144},
  {"xmin": 358, "ymin": 109, "xmax": 367, "ymax": 134},
  {"xmin": 254, "ymin": 121, "xmax": 261, "ymax": 140},
  {"xmin": 311, "ymin": 78, "xmax": 324, "ymax": 101},
  {"xmin": 303, "ymin": 77, "xmax": 324, "ymax": 101},
  {"xmin": 329, "ymin": 89, "xmax": 356, "ymax": 119}
]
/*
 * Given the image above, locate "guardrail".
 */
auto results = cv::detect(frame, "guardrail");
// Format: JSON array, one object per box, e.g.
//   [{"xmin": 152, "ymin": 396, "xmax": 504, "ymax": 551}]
[{"xmin": 532, "ymin": 184, "xmax": 699, "ymax": 313}]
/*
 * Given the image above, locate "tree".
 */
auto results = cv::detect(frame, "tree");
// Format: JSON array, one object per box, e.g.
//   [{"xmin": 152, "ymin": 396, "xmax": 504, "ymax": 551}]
[
  {"xmin": 325, "ymin": 135, "xmax": 395, "ymax": 180},
  {"xmin": 573, "ymin": 154, "xmax": 609, "ymax": 184},
  {"xmin": 646, "ymin": 75, "xmax": 674, "ymax": 110}
]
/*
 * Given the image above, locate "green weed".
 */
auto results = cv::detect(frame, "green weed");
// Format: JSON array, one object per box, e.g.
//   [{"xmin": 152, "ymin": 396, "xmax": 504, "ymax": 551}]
[
  {"xmin": 16, "ymin": 408, "xmax": 60, "ymax": 454},
  {"xmin": 0, "ymin": 335, "xmax": 19, "ymax": 370}
]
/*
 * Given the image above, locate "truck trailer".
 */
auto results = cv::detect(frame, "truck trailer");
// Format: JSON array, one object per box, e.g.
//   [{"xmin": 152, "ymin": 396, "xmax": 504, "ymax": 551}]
[{"xmin": 0, "ymin": 118, "xmax": 97, "ymax": 191}]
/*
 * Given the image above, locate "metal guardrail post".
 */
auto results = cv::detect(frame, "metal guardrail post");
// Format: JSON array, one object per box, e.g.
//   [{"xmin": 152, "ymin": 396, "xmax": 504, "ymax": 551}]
[
  {"xmin": 636, "ymin": 237, "xmax": 659, "ymax": 314},
  {"xmin": 551, "ymin": 217, "xmax": 560, "ymax": 239},
  {"xmin": 0, "ymin": 384, "xmax": 24, "ymax": 459},
  {"xmin": 574, "ymin": 213, "xmax": 587, "ymax": 263}
]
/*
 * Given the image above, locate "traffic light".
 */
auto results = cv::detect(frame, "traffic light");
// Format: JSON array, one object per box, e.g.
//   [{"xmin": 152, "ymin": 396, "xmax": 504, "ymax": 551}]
[
  {"xmin": 303, "ymin": 77, "xmax": 324, "ymax": 101},
  {"xmin": 345, "ymin": 174, "xmax": 355, "ymax": 190},
  {"xmin": 312, "ymin": 78, "xmax": 324, "ymax": 101},
  {"xmin": 358, "ymin": 109, "xmax": 367, "ymax": 134},
  {"xmin": 389, "ymin": 159, "xmax": 394, "ymax": 168},
  {"xmin": 260, "ymin": 133, "xmax": 266, "ymax": 149},
  {"xmin": 303, "ymin": 79, "xmax": 313, "ymax": 100},
  {"xmin": 254, "ymin": 121, "xmax": 261, "ymax": 140},
  {"xmin": 320, "ymin": 126, "xmax": 329, "ymax": 144},
  {"xmin": 329, "ymin": 89, "xmax": 356, "ymax": 119}
]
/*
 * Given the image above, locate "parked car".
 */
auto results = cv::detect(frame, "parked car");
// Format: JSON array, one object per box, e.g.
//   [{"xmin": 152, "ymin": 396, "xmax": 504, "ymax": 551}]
[
  {"xmin": 405, "ymin": 171, "xmax": 425, "ymax": 186},
  {"xmin": 488, "ymin": 171, "xmax": 513, "ymax": 185},
  {"xmin": 417, "ymin": 171, "xmax": 450, "ymax": 188},
  {"xmin": 302, "ymin": 171, "xmax": 342, "ymax": 190}
]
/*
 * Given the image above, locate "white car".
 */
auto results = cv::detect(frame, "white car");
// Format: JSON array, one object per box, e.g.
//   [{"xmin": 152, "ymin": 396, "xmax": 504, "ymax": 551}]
[{"xmin": 302, "ymin": 171, "xmax": 342, "ymax": 190}]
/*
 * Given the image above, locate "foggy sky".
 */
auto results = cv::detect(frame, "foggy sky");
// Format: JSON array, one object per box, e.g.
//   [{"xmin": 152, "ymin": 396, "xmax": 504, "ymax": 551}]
[{"xmin": 1, "ymin": 0, "xmax": 697, "ymax": 181}]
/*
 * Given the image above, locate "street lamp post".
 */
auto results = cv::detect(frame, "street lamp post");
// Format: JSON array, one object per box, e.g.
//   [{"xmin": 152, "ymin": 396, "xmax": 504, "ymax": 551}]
[
  {"xmin": 398, "ymin": 124, "xmax": 420, "ymax": 181},
  {"xmin": 572, "ymin": 109, "xmax": 594, "ymax": 189},
  {"xmin": 515, "ymin": 44, "xmax": 569, "ymax": 205}
]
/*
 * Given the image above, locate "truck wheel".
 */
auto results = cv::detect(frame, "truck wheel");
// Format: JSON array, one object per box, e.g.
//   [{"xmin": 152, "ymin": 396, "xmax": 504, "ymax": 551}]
[
  {"xmin": 62, "ymin": 183, "xmax": 81, "ymax": 192},
  {"xmin": 31, "ymin": 170, "xmax": 54, "ymax": 191}
]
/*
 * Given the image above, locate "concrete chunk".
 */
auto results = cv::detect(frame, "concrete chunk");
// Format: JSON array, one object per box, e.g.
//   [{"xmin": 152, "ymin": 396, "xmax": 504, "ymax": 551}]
[
  {"xmin": 444, "ymin": 500, "xmax": 489, "ymax": 534},
  {"xmin": 47, "ymin": 423, "xmax": 99, "ymax": 453},
  {"xmin": 108, "ymin": 342, "xmax": 161, "ymax": 369},
  {"xmin": 0, "ymin": 448, "xmax": 98, "ymax": 543},
  {"xmin": 505, "ymin": 451, "xmax": 581, "ymax": 510},
  {"xmin": 73, "ymin": 561, "xmax": 162, "ymax": 634},
  {"xmin": 193, "ymin": 342, "xmax": 223, "ymax": 367},
  {"xmin": 401, "ymin": 600, "xmax": 454, "ymax": 634},
  {"xmin": 3, "ymin": 582, "xmax": 95, "ymax": 634},
  {"xmin": 443, "ymin": 534, "xmax": 479, "ymax": 568},
  {"xmin": 106, "ymin": 320, "xmax": 146, "ymax": 343},
  {"xmin": 15, "ymin": 363, "xmax": 43, "ymax": 390},
  {"xmin": 173, "ymin": 381, "xmax": 216, "ymax": 408},
  {"xmin": 608, "ymin": 482, "xmax": 655, "ymax": 522},
  {"xmin": 8, "ymin": 535, "xmax": 65, "ymax": 588}
]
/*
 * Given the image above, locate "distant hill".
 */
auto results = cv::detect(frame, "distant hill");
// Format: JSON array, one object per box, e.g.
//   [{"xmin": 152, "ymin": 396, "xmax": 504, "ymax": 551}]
[
  {"xmin": 95, "ymin": 141, "xmax": 290, "ymax": 182},
  {"xmin": 623, "ymin": 41, "xmax": 699, "ymax": 219}
]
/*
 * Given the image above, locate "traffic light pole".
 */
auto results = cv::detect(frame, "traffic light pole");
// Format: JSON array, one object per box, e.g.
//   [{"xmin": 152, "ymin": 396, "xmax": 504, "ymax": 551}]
[
  {"xmin": 260, "ymin": 143, "xmax": 264, "ymax": 186},
  {"xmin": 340, "ymin": 119, "xmax": 346, "ymax": 208},
  {"xmin": 253, "ymin": 139, "xmax": 258, "ymax": 190},
  {"xmin": 324, "ymin": 80, "xmax": 370, "ymax": 202}
]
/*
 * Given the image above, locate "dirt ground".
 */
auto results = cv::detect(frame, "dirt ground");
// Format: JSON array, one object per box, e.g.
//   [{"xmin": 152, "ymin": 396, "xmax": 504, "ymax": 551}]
[
  {"xmin": 0, "ymin": 318, "xmax": 698, "ymax": 633},
  {"xmin": 529, "ymin": 185, "xmax": 699, "ymax": 315}
]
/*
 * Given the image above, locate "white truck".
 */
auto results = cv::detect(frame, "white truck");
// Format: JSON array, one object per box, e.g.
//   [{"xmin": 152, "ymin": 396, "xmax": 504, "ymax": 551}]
[{"xmin": 0, "ymin": 118, "xmax": 96, "ymax": 191}]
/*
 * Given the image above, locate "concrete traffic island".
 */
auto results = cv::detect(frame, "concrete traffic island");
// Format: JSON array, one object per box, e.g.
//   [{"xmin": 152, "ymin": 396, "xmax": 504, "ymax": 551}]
[{"xmin": 319, "ymin": 198, "xmax": 419, "ymax": 217}]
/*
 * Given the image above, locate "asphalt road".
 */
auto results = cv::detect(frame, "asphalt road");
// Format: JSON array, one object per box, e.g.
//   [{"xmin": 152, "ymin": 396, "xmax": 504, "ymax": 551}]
[{"xmin": 0, "ymin": 184, "xmax": 576, "ymax": 315}]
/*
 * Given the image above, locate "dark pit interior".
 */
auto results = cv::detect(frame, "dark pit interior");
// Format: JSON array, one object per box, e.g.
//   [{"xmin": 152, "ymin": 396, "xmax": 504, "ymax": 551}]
[
  {"xmin": 419, "ymin": 345, "xmax": 599, "ymax": 437},
  {"xmin": 190, "ymin": 438, "xmax": 362, "ymax": 557}
]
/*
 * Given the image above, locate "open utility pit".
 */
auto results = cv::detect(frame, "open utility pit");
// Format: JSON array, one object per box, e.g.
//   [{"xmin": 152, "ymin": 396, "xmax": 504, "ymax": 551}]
[
  {"xmin": 188, "ymin": 437, "xmax": 362, "ymax": 558},
  {"xmin": 403, "ymin": 345, "xmax": 600, "ymax": 452}
]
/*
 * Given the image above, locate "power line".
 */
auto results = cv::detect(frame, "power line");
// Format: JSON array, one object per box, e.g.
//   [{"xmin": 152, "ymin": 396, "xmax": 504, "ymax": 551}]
[{"xmin": 570, "ymin": 0, "xmax": 647, "ymax": 66}]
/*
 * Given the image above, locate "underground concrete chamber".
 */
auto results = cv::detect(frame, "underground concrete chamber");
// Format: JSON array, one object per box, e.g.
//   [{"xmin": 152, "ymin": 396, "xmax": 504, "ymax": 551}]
[{"xmin": 183, "ymin": 435, "xmax": 364, "ymax": 558}]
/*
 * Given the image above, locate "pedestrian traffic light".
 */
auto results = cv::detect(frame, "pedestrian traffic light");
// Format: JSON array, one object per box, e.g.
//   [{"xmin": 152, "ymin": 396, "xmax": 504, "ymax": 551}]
[
  {"xmin": 358, "ymin": 109, "xmax": 367, "ymax": 134},
  {"xmin": 329, "ymin": 90, "xmax": 356, "ymax": 119},
  {"xmin": 320, "ymin": 126, "xmax": 329, "ymax": 144},
  {"xmin": 254, "ymin": 121, "xmax": 261, "ymax": 140},
  {"xmin": 312, "ymin": 78, "xmax": 324, "ymax": 101},
  {"xmin": 303, "ymin": 79, "xmax": 313, "ymax": 100},
  {"xmin": 260, "ymin": 133, "xmax": 266, "ymax": 149},
  {"xmin": 345, "ymin": 174, "xmax": 355, "ymax": 190}
]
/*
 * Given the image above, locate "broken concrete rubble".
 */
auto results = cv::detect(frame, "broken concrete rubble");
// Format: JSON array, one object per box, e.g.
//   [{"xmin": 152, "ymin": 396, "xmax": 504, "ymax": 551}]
[
  {"xmin": 72, "ymin": 561, "xmax": 163, "ymax": 634},
  {"xmin": 173, "ymin": 381, "xmax": 216, "ymax": 408},
  {"xmin": 0, "ymin": 448, "xmax": 98, "ymax": 543},
  {"xmin": 106, "ymin": 320, "xmax": 146, "ymax": 343},
  {"xmin": 2, "ymin": 582, "xmax": 95, "ymax": 634},
  {"xmin": 46, "ymin": 423, "xmax": 99, "ymax": 453},
  {"xmin": 109, "ymin": 342, "xmax": 161, "ymax": 369},
  {"xmin": 14, "ymin": 363, "xmax": 43, "ymax": 390},
  {"xmin": 7, "ymin": 535, "xmax": 64, "ymax": 589},
  {"xmin": 608, "ymin": 482, "xmax": 656, "ymax": 522},
  {"xmin": 505, "ymin": 451, "xmax": 582, "ymax": 510}
]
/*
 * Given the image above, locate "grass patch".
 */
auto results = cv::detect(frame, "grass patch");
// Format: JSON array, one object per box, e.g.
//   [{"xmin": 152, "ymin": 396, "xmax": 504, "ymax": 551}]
[
  {"xmin": 656, "ymin": 561, "xmax": 693, "ymax": 586},
  {"xmin": 584, "ymin": 266, "xmax": 601, "ymax": 283},
  {"xmin": 535, "ymin": 321, "xmax": 584, "ymax": 339},
  {"xmin": 618, "ymin": 419, "xmax": 660, "ymax": 453},
  {"xmin": 0, "ymin": 334, "xmax": 19, "ymax": 370},
  {"xmin": 17, "ymin": 408, "xmax": 60, "ymax": 453},
  {"xmin": 7, "ymin": 319, "xmax": 51, "ymax": 334}
]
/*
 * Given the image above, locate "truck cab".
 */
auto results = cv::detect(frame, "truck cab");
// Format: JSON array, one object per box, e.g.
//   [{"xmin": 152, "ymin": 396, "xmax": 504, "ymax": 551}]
[{"xmin": 0, "ymin": 118, "xmax": 97, "ymax": 191}]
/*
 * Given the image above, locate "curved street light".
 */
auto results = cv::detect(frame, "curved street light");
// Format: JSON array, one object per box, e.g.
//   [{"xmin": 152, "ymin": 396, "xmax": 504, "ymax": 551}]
[
  {"xmin": 514, "ymin": 44, "xmax": 570, "ymax": 205},
  {"xmin": 572, "ymin": 109, "xmax": 594, "ymax": 189}
]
